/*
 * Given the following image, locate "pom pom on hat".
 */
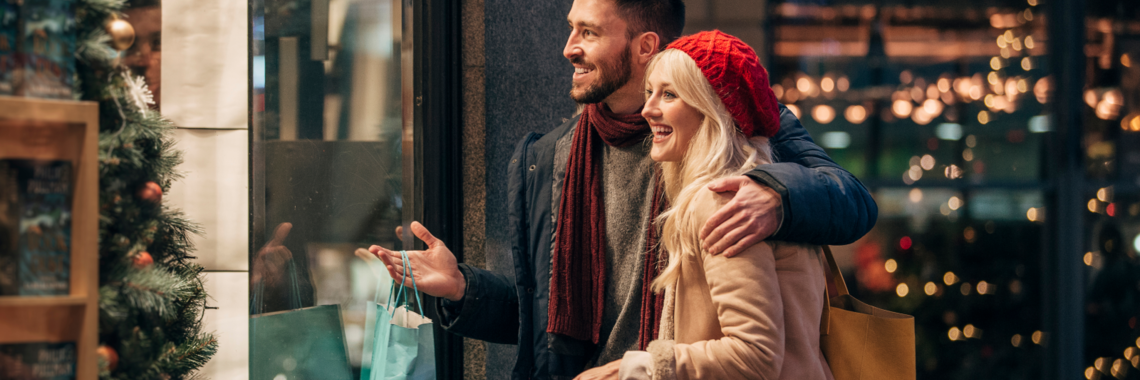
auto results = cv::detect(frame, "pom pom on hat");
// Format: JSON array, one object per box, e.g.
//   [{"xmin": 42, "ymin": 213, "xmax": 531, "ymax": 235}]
[{"xmin": 665, "ymin": 30, "xmax": 781, "ymax": 138}]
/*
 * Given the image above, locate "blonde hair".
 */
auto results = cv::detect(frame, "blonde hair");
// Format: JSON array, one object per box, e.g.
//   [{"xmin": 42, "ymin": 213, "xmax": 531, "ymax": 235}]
[{"xmin": 648, "ymin": 49, "xmax": 775, "ymax": 293}]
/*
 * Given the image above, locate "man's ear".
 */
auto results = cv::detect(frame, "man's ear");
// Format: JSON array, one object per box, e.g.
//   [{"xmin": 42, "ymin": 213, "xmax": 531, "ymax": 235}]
[{"xmin": 635, "ymin": 32, "xmax": 661, "ymax": 64}]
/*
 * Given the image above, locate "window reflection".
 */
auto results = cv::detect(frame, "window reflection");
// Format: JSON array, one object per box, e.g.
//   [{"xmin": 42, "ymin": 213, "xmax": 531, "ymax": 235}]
[
  {"xmin": 251, "ymin": 0, "xmax": 406, "ymax": 374},
  {"xmin": 123, "ymin": 0, "xmax": 161, "ymax": 109}
]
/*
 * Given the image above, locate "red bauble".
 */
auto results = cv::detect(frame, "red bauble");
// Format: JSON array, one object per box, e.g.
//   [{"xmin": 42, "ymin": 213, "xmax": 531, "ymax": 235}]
[
  {"xmin": 132, "ymin": 251, "xmax": 153, "ymax": 268},
  {"xmin": 97, "ymin": 345, "xmax": 118, "ymax": 371},
  {"xmin": 138, "ymin": 181, "xmax": 162, "ymax": 203}
]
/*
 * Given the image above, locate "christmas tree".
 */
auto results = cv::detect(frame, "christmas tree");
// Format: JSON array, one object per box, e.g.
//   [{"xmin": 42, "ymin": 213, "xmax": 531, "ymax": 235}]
[{"xmin": 73, "ymin": 0, "xmax": 218, "ymax": 378}]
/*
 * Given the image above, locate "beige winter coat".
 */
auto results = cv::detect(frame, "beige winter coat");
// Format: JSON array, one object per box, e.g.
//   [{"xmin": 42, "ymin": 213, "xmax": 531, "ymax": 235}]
[{"xmin": 620, "ymin": 189, "xmax": 836, "ymax": 380}]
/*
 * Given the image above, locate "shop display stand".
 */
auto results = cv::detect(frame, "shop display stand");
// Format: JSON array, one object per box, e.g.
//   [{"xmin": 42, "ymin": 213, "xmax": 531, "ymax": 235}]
[{"xmin": 0, "ymin": 96, "xmax": 99, "ymax": 380}]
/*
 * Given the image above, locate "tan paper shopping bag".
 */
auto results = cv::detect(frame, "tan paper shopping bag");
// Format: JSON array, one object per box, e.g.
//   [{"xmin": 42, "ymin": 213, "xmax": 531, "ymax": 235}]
[{"xmin": 820, "ymin": 246, "xmax": 916, "ymax": 380}]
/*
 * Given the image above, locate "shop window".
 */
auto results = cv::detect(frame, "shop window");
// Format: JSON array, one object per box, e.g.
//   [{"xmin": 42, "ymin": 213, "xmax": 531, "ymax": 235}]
[
  {"xmin": 764, "ymin": 0, "xmax": 1140, "ymax": 377},
  {"xmin": 250, "ymin": 0, "xmax": 412, "ymax": 376}
]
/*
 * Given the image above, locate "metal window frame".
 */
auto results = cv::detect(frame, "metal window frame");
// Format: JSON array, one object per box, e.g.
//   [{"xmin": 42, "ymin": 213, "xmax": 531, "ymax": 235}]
[{"xmin": 406, "ymin": 0, "xmax": 465, "ymax": 377}]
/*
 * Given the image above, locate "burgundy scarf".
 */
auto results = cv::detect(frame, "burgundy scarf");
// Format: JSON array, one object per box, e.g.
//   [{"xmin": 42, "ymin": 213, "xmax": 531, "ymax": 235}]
[
  {"xmin": 637, "ymin": 172, "xmax": 667, "ymax": 350},
  {"xmin": 547, "ymin": 103, "xmax": 652, "ymax": 343}
]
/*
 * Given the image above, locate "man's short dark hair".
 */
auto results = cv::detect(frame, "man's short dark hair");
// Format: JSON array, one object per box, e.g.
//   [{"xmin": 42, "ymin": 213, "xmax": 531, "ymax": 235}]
[{"xmin": 613, "ymin": 0, "xmax": 686, "ymax": 48}]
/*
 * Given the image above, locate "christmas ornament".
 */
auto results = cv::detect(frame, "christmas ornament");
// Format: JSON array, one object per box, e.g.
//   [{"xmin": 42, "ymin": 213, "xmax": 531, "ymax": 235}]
[
  {"xmin": 122, "ymin": 72, "xmax": 155, "ymax": 114},
  {"xmin": 132, "ymin": 251, "xmax": 153, "ymax": 268},
  {"xmin": 104, "ymin": 16, "xmax": 135, "ymax": 51},
  {"xmin": 131, "ymin": 249, "xmax": 153, "ymax": 268},
  {"xmin": 97, "ymin": 345, "xmax": 119, "ymax": 371},
  {"xmin": 139, "ymin": 181, "xmax": 162, "ymax": 203}
]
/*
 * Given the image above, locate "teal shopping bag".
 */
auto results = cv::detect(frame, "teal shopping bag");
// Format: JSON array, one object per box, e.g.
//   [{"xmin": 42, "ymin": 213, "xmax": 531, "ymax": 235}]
[
  {"xmin": 250, "ymin": 261, "xmax": 353, "ymax": 380},
  {"xmin": 366, "ymin": 250, "xmax": 435, "ymax": 380}
]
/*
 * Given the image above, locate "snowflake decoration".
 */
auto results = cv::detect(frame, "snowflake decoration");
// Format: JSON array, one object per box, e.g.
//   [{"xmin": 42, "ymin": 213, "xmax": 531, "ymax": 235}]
[{"xmin": 122, "ymin": 72, "xmax": 155, "ymax": 115}]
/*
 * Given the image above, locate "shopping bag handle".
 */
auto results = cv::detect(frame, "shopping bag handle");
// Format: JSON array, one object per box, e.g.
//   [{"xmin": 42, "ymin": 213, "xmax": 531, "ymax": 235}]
[
  {"xmin": 251, "ymin": 260, "xmax": 304, "ymax": 315},
  {"xmin": 385, "ymin": 250, "xmax": 426, "ymax": 317},
  {"xmin": 822, "ymin": 246, "xmax": 850, "ymax": 297},
  {"xmin": 819, "ymin": 245, "xmax": 847, "ymax": 336}
]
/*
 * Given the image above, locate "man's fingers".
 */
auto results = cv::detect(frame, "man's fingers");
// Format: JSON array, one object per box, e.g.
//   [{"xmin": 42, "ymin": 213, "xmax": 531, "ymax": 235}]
[
  {"xmin": 706, "ymin": 175, "xmax": 749, "ymax": 193},
  {"xmin": 722, "ymin": 233, "xmax": 763, "ymax": 258},
  {"xmin": 376, "ymin": 252, "xmax": 393, "ymax": 268},
  {"xmin": 701, "ymin": 206, "xmax": 745, "ymax": 248},
  {"xmin": 410, "ymin": 221, "xmax": 442, "ymax": 248},
  {"xmin": 383, "ymin": 264, "xmax": 404, "ymax": 285},
  {"xmin": 269, "ymin": 222, "xmax": 293, "ymax": 246},
  {"xmin": 708, "ymin": 223, "xmax": 750, "ymax": 254},
  {"xmin": 699, "ymin": 200, "xmax": 742, "ymax": 240},
  {"xmin": 395, "ymin": 226, "xmax": 404, "ymax": 239}
]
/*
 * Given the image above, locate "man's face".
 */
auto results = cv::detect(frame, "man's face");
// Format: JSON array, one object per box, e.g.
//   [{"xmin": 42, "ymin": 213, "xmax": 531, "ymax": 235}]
[{"xmin": 564, "ymin": 0, "xmax": 633, "ymax": 104}]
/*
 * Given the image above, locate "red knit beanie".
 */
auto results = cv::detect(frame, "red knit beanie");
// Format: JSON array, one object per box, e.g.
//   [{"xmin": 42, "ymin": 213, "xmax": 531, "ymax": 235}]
[{"xmin": 665, "ymin": 30, "xmax": 781, "ymax": 138}]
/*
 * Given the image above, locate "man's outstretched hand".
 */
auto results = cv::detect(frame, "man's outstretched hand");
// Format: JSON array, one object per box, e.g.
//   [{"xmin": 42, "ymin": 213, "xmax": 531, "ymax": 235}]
[
  {"xmin": 701, "ymin": 176, "xmax": 782, "ymax": 257},
  {"xmin": 369, "ymin": 221, "xmax": 467, "ymax": 302}
]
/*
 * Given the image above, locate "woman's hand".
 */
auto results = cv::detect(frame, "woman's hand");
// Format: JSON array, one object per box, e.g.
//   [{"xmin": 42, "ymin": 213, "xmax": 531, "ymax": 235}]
[
  {"xmin": 574, "ymin": 359, "xmax": 622, "ymax": 380},
  {"xmin": 369, "ymin": 221, "xmax": 466, "ymax": 301}
]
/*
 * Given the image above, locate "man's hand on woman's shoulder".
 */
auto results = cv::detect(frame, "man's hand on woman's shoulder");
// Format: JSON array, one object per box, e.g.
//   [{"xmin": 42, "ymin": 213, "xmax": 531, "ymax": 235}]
[{"xmin": 700, "ymin": 175, "xmax": 782, "ymax": 258}]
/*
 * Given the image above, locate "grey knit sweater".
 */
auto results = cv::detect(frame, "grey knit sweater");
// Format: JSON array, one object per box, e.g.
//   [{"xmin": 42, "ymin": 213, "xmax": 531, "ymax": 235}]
[{"xmin": 552, "ymin": 126, "xmax": 657, "ymax": 368}]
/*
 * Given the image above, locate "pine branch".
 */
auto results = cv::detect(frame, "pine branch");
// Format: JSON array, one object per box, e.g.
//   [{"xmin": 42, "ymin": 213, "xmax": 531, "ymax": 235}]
[
  {"xmin": 143, "ymin": 335, "xmax": 218, "ymax": 380},
  {"xmin": 77, "ymin": 0, "xmax": 129, "ymax": 15},
  {"xmin": 105, "ymin": 267, "xmax": 195, "ymax": 320},
  {"xmin": 76, "ymin": 30, "xmax": 118, "ymax": 69}
]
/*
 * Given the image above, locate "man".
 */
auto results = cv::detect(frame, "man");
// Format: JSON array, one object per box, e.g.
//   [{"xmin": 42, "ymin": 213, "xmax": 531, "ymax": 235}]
[{"xmin": 371, "ymin": 0, "xmax": 878, "ymax": 379}]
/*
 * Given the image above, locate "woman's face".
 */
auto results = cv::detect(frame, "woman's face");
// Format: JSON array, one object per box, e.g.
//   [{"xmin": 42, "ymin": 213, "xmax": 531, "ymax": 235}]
[{"xmin": 642, "ymin": 67, "xmax": 704, "ymax": 162}]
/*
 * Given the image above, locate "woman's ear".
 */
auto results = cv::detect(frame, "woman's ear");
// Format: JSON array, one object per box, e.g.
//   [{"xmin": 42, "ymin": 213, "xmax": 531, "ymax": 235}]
[{"xmin": 635, "ymin": 32, "xmax": 661, "ymax": 65}]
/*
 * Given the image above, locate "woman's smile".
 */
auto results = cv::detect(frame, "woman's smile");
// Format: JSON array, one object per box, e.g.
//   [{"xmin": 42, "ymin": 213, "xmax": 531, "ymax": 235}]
[{"xmin": 651, "ymin": 124, "xmax": 674, "ymax": 143}]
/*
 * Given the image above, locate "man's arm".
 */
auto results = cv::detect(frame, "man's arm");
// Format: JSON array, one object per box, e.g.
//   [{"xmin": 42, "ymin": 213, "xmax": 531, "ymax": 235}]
[
  {"xmin": 701, "ymin": 104, "xmax": 877, "ymax": 254},
  {"xmin": 436, "ymin": 264, "xmax": 520, "ymax": 344},
  {"xmin": 749, "ymin": 103, "xmax": 877, "ymax": 245}
]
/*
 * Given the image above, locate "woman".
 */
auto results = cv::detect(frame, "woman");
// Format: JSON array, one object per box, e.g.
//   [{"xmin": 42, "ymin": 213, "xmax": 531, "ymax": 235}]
[{"xmin": 602, "ymin": 30, "xmax": 834, "ymax": 380}]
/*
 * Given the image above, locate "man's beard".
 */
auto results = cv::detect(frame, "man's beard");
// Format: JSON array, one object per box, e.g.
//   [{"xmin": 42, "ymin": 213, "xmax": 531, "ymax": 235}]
[{"xmin": 570, "ymin": 47, "xmax": 632, "ymax": 105}]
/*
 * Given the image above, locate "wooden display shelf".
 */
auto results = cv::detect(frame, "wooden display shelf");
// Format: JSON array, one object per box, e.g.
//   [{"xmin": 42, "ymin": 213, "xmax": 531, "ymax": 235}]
[
  {"xmin": 0, "ymin": 96, "xmax": 99, "ymax": 380},
  {"xmin": 0, "ymin": 295, "xmax": 89, "ymax": 306}
]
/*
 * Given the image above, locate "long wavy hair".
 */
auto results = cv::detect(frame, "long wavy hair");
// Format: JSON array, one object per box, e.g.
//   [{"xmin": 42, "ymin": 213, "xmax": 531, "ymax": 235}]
[{"xmin": 648, "ymin": 49, "xmax": 775, "ymax": 293}]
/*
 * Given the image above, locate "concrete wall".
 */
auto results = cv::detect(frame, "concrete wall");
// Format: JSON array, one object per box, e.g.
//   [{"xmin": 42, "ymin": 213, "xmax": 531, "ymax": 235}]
[{"xmin": 160, "ymin": 0, "xmax": 250, "ymax": 378}]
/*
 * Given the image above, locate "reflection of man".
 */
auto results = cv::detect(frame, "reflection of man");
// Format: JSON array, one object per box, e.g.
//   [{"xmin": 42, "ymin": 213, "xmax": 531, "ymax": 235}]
[
  {"xmin": 372, "ymin": 0, "xmax": 878, "ymax": 379},
  {"xmin": 123, "ymin": 0, "xmax": 161, "ymax": 109}
]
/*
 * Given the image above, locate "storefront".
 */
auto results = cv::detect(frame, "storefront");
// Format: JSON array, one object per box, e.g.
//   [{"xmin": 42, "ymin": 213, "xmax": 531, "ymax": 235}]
[{"xmin": 0, "ymin": 0, "xmax": 1136, "ymax": 378}]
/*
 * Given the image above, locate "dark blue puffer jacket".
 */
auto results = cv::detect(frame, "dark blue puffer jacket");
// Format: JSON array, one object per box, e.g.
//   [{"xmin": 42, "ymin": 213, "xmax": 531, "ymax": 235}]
[{"xmin": 435, "ymin": 104, "xmax": 877, "ymax": 379}]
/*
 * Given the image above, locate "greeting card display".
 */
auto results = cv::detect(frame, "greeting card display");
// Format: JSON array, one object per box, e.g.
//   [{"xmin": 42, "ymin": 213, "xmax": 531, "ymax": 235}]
[
  {"xmin": 0, "ymin": 159, "xmax": 72, "ymax": 296},
  {"xmin": 0, "ymin": 0, "xmax": 76, "ymax": 99},
  {"xmin": 0, "ymin": 341, "xmax": 77, "ymax": 380}
]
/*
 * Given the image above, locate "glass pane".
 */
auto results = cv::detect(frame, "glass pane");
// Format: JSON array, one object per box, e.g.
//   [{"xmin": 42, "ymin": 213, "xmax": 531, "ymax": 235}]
[
  {"xmin": 768, "ymin": 1, "xmax": 1049, "ymax": 377},
  {"xmin": 250, "ymin": 0, "xmax": 411, "ymax": 377},
  {"xmin": 1082, "ymin": 1, "xmax": 1140, "ymax": 379}
]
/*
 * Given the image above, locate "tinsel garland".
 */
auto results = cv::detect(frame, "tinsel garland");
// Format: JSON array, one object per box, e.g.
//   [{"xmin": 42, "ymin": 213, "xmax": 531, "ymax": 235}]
[{"xmin": 73, "ymin": 0, "xmax": 218, "ymax": 378}]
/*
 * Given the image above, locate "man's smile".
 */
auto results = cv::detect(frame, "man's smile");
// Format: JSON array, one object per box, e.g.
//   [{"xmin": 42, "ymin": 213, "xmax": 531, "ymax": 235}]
[{"xmin": 573, "ymin": 65, "xmax": 595, "ymax": 81}]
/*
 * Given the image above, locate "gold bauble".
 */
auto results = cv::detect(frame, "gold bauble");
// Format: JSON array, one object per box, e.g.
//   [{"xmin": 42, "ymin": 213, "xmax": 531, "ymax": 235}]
[{"xmin": 105, "ymin": 18, "xmax": 135, "ymax": 51}]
